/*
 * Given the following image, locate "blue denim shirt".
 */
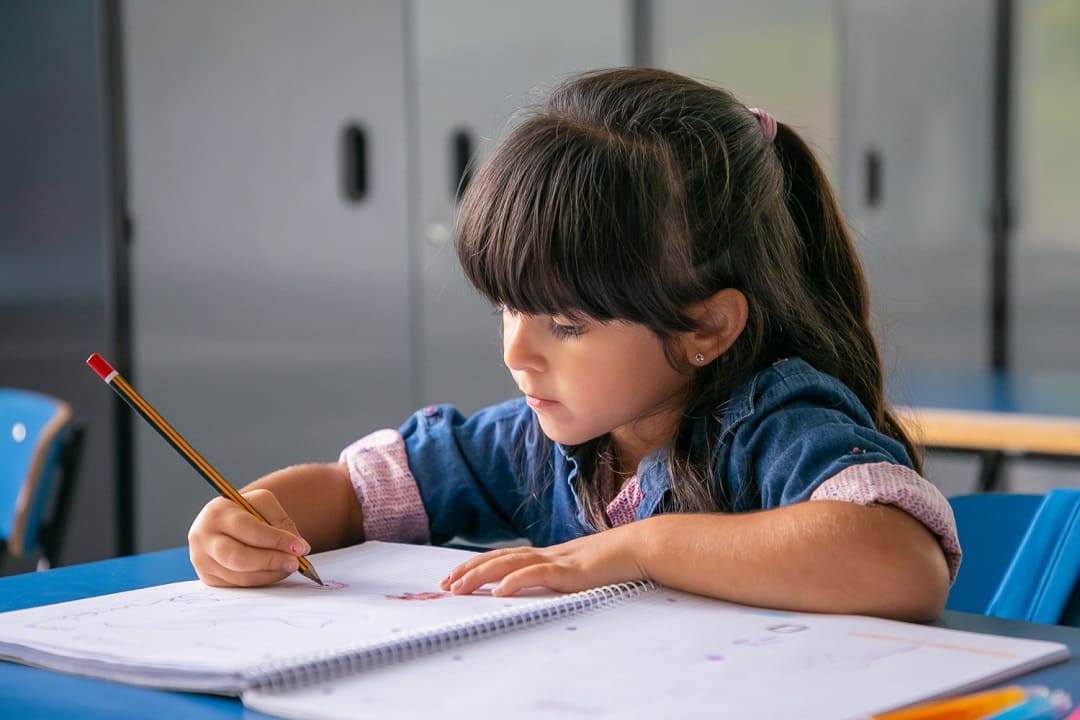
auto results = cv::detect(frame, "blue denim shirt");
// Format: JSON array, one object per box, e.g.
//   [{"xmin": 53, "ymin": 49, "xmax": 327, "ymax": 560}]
[{"xmin": 400, "ymin": 358, "xmax": 916, "ymax": 548}]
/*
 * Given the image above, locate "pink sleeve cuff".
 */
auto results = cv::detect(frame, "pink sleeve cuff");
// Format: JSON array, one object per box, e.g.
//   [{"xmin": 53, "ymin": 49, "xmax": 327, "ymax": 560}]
[
  {"xmin": 606, "ymin": 476, "xmax": 645, "ymax": 527},
  {"xmin": 810, "ymin": 462, "xmax": 962, "ymax": 583},
  {"xmin": 338, "ymin": 429, "xmax": 430, "ymax": 544}
]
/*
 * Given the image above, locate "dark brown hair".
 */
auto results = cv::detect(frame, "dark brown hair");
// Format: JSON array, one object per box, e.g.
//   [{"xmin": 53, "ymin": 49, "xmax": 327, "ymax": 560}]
[{"xmin": 455, "ymin": 68, "xmax": 921, "ymax": 521}]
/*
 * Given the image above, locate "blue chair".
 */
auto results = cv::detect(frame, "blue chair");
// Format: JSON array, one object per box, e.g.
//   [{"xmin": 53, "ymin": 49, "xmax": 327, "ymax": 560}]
[
  {"xmin": 0, "ymin": 388, "xmax": 83, "ymax": 571},
  {"xmin": 947, "ymin": 490, "xmax": 1080, "ymax": 625}
]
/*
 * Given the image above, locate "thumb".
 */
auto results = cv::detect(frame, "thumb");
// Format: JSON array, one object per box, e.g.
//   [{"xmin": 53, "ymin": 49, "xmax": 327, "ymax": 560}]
[{"xmin": 242, "ymin": 488, "xmax": 310, "ymax": 554}]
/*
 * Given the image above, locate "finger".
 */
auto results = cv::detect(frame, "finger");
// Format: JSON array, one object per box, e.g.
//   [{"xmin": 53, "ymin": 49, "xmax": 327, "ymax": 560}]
[
  {"xmin": 204, "ymin": 532, "xmax": 302, "ymax": 575},
  {"xmin": 243, "ymin": 489, "xmax": 304, "ymax": 536},
  {"xmin": 441, "ymin": 547, "xmax": 531, "ymax": 589},
  {"xmin": 449, "ymin": 552, "xmax": 542, "ymax": 595},
  {"xmin": 442, "ymin": 548, "xmax": 521, "ymax": 590},
  {"xmin": 208, "ymin": 494, "xmax": 310, "ymax": 556},
  {"xmin": 197, "ymin": 570, "xmax": 232, "ymax": 588},
  {"xmin": 191, "ymin": 544, "xmax": 297, "ymax": 588},
  {"xmin": 238, "ymin": 489, "xmax": 311, "ymax": 552},
  {"xmin": 491, "ymin": 563, "xmax": 576, "ymax": 597},
  {"xmin": 201, "ymin": 563, "xmax": 295, "ymax": 588},
  {"xmin": 191, "ymin": 545, "xmax": 290, "ymax": 588}
]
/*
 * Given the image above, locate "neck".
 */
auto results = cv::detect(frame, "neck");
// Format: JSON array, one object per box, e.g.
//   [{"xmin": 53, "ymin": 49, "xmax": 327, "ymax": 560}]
[{"xmin": 608, "ymin": 404, "xmax": 682, "ymax": 476}]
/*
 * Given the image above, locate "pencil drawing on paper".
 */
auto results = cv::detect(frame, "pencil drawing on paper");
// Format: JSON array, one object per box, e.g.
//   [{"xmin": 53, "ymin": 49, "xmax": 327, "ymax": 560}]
[
  {"xmin": 24, "ymin": 591, "xmax": 341, "ymax": 632},
  {"xmin": 384, "ymin": 591, "xmax": 452, "ymax": 601}
]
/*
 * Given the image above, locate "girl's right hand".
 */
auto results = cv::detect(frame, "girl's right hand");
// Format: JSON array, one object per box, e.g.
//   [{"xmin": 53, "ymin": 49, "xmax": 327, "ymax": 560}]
[{"xmin": 187, "ymin": 488, "xmax": 311, "ymax": 587}]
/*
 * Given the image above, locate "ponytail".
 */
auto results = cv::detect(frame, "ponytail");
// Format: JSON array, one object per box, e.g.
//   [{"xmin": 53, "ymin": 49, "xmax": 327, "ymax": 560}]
[{"xmin": 771, "ymin": 124, "xmax": 923, "ymax": 472}]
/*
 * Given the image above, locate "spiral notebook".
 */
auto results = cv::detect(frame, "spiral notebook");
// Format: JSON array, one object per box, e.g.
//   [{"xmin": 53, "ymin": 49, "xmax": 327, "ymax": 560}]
[{"xmin": 0, "ymin": 542, "xmax": 1070, "ymax": 720}]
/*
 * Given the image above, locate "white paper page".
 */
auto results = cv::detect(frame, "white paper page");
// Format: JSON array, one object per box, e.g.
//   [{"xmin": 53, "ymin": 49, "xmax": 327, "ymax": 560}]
[
  {"xmin": 244, "ymin": 587, "xmax": 1070, "ymax": 720},
  {"xmin": 0, "ymin": 542, "xmax": 558, "ymax": 691}
]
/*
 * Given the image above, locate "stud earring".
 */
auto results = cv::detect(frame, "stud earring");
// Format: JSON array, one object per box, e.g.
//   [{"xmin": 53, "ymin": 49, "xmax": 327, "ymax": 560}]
[{"xmin": 694, "ymin": 353, "xmax": 705, "ymax": 364}]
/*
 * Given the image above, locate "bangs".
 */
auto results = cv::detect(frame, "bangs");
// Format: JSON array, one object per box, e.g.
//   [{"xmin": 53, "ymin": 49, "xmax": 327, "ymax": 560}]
[{"xmin": 455, "ymin": 116, "xmax": 697, "ymax": 329}]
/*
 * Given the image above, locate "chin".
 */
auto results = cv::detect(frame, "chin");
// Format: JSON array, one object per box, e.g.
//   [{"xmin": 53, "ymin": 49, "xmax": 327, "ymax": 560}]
[{"xmin": 534, "ymin": 419, "xmax": 598, "ymax": 447}]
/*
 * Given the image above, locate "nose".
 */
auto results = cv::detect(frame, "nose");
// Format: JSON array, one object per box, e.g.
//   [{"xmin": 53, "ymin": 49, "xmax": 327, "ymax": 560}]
[{"xmin": 502, "ymin": 312, "xmax": 545, "ymax": 373}]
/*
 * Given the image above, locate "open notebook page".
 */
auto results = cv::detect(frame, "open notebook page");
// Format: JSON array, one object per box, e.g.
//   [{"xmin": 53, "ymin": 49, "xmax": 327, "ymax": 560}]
[
  {"xmin": 0, "ymin": 542, "xmax": 559, "ymax": 693},
  {"xmin": 245, "ymin": 586, "xmax": 1069, "ymax": 720}
]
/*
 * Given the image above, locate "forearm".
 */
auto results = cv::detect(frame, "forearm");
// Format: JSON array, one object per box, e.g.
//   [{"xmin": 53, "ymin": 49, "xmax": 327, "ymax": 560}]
[
  {"xmin": 243, "ymin": 463, "xmax": 364, "ymax": 552},
  {"xmin": 635, "ymin": 501, "xmax": 950, "ymax": 621}
]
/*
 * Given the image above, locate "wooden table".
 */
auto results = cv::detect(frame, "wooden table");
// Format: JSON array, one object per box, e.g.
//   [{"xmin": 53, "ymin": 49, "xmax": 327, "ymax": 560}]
[{"xmin": 893, "ymin": 371, "xmax": 1080, "ymax": 490}]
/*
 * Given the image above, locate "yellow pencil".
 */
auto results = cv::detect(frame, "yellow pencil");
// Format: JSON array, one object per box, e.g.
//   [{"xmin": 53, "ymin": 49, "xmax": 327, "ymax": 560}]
[
  {"xmin": 871, "ymin": 685, "xmax": 1032, "ymax": 720},
  {"xmin": 86, "ymin": 352, "xmax": 323, "ymax": 586}
]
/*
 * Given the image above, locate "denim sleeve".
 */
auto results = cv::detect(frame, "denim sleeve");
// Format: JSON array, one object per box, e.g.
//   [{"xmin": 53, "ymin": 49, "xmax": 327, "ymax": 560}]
[
  {"xmin": 723, "ymin": 367, "xmax": 916, "ymax": 511},
  {"xmin": 399, "ymin": 399, "xmax": 544, "ymax": 546}
]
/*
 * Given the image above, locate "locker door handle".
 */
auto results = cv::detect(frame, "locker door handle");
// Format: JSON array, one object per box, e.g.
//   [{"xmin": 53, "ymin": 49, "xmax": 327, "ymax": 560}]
[
  {"xmin": 865, "ymin": 147, "xmax": 882, "ymax": 208},
  {"xmin": 343, "ymin": 123, "xmax": 368, "ymax": 202},
  {"xmin": 451, "ymin": 127, "xmax": 474, "ymax": 202}
]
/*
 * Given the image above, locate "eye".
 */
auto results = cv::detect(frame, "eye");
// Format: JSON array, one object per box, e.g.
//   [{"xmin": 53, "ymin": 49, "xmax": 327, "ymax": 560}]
[{"xmin": 548, "ymin": 316, "xmax": 586, "ymax": 339}]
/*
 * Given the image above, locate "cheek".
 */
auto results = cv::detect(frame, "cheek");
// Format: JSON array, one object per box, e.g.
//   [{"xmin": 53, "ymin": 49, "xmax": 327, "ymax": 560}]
[{"xmin": 584, "ymin": 353, "xmax": 682, "ymax": 402}]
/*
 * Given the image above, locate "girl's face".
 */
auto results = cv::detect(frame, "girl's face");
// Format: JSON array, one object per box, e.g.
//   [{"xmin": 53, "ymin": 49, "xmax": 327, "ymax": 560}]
[{"xmin": 501, "ymin": 310, "xmax": 689, "ymax": 466}]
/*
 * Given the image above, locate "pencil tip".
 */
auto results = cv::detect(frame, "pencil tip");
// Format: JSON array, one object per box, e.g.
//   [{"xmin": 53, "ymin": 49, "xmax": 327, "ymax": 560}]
[{"xmin": 302, "ymin": 565, "xmax": 325, "ymax": 586}]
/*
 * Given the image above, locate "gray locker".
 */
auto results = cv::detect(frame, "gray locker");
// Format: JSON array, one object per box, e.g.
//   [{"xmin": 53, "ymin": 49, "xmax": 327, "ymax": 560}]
[
  {"xmin": 1012, "ymin": 0, "xmax": 1080, "ymax": 373},
  {"xmin": 410, "ymin": 0, "xmax": 632, "ymax": 413},
  {"xmin": 839, "ymin": 0, "xmax": 995, "ymax": 380},
  {"xmin": 652, "ymin": 0, "xmax": 838, "ymax": 177},
  {"xmin": 1007, "ymin": 0, "xmax": 1080, "ymax": 492},
  {"xmin": 123, "ymin": 1, "xmax": 414, "ymax": 551},
  {"xmin": 840, "ymin": 0, "xmax": 997, "ymax": 496}
]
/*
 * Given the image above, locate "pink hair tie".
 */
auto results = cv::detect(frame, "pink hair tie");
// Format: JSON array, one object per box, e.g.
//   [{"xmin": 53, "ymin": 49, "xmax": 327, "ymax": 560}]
[{"xmin": 749, "ymin": 107, "xmax": 777, "ymax": 143}]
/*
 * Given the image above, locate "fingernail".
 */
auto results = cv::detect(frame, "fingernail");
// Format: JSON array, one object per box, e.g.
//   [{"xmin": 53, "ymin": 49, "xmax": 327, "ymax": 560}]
[
  {"xmin": 281, "ymin": 557, "xmax": 299, "ymax": 572},
  {"xmin": 291, "ymin": 541, "xmax": 310, "ymax": 555},
  {"xmin": 451, "ymin": 579, "xmax": 463, "ymax": 591}
]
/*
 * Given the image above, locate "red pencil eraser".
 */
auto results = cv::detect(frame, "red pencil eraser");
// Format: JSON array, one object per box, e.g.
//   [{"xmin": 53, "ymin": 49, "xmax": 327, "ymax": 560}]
[{"xmin": 86, "ymin": 353, "xmax": 116, "ymax": 381}]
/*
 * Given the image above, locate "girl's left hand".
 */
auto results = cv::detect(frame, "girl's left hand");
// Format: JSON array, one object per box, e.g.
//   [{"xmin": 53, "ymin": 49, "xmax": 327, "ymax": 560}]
[{"xmin": 440, "ymin": 524, "xmax": 648, "ymax": 597}]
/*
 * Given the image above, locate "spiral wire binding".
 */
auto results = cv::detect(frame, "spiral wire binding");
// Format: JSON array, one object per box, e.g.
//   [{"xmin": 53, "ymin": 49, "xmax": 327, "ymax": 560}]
[{"xmin": 248, "ymin": 580, "xmax": 656, "ymax": 693}]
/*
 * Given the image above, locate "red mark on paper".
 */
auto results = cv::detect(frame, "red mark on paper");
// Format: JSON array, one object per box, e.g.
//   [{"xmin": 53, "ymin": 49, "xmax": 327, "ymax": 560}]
[
  {"xmin": 385, "ymin": 591, "xmax": 452, "ymax": 601},
  {"xmin": 319, "ymin": 581, "xmax": 348, "ymax": 590}
]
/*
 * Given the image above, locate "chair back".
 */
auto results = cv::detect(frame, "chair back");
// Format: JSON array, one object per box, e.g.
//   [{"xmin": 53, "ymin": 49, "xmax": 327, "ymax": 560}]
[
  {"xmin": 948, "ymin": 490, "xmax": 1080, "ymax": 625},
  {"xmin": 0, "ymin": 389, "xmax": 76, "ymax": 563}
]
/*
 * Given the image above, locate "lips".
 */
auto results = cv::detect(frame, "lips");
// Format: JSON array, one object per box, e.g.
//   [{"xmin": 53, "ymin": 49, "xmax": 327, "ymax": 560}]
[{"xmin": 524, "ymin": 392, "xmax": 558, "ymax": 409}]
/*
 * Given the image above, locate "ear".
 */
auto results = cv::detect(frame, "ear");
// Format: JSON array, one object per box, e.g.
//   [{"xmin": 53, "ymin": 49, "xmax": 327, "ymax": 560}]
[{"xmin": 683, "ymin": 289, "xmax": 748, "ymax": 365}]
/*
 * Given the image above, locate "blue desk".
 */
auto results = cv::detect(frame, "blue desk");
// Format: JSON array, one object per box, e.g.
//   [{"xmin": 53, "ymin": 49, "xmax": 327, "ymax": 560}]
[
  {"xmin": 2, "ymin": 549, "xmax": 1079, "ymax": 718},
  {"xmin": 0, "ymin": 549, "xmax": 275, "ymax": 720},
  {"xmin": 893, "ymin": 371, "xmax": 1080, "ymax": 491},
  {"xmin": 899, "ymin": 371, "xmax": 1080, "ymax": 417}
]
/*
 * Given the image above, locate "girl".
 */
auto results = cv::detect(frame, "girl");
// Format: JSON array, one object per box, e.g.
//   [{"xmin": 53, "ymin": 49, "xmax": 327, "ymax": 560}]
[{"xmin": 189, "ymin": 68, "xmax": 958, "ymax": 622}]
